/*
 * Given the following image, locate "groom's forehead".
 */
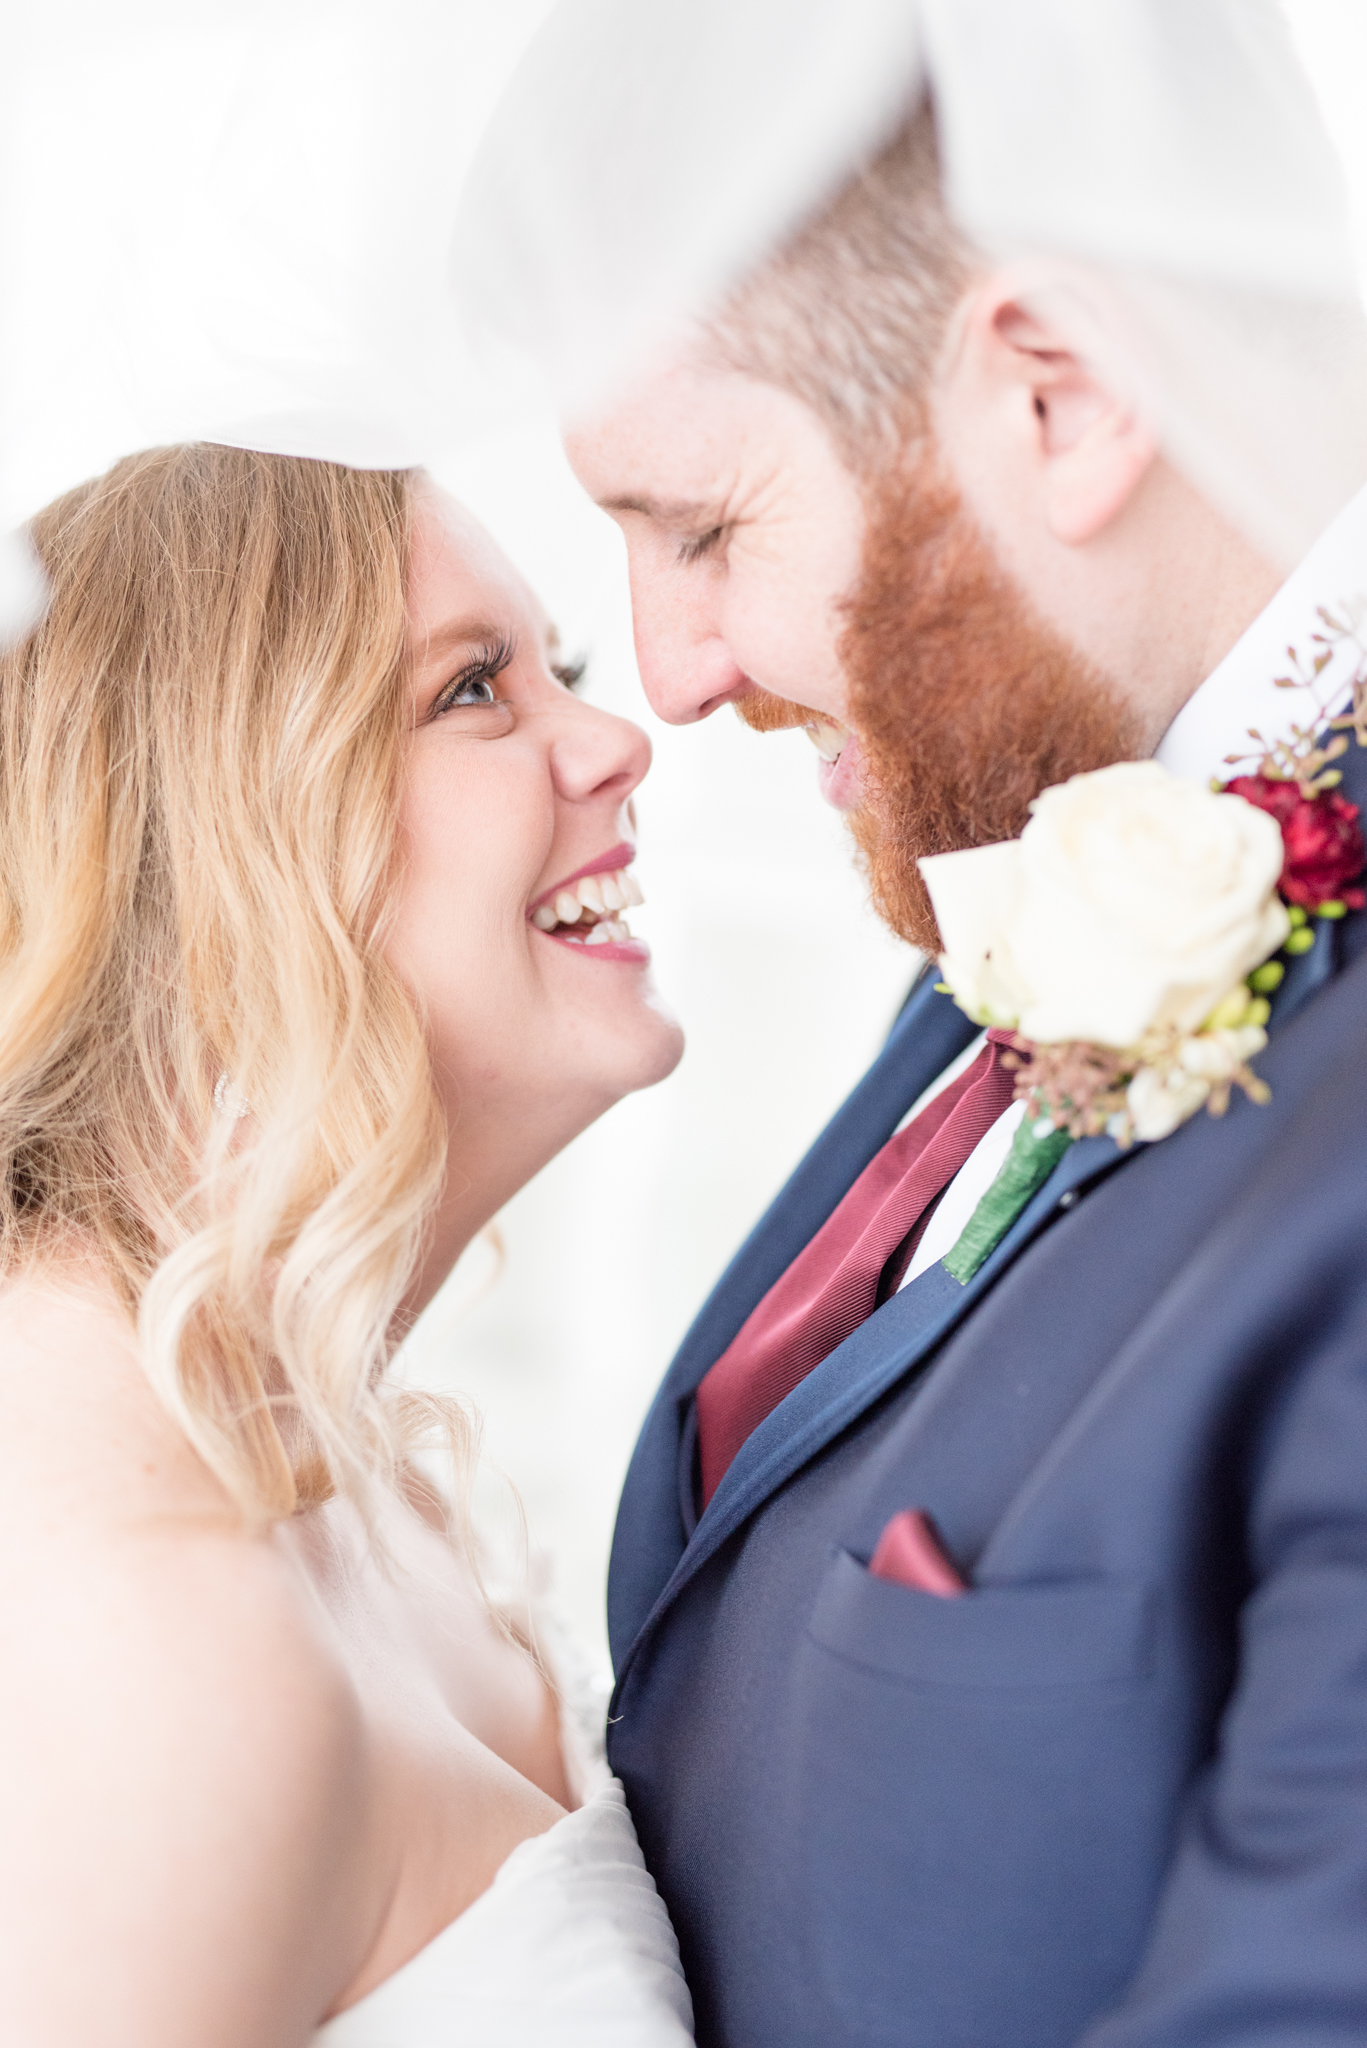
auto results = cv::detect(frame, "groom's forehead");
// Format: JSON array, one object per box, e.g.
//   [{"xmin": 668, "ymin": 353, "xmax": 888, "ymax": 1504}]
[{"xmin": 565, "ymin": 359, "xmax": 837, "ymax": 511}]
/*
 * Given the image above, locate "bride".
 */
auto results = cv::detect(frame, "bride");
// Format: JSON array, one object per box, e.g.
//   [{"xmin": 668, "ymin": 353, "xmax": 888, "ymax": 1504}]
[{"xmin": 0, "ymin": 444, "xmax": 693, "ymax": 2044}]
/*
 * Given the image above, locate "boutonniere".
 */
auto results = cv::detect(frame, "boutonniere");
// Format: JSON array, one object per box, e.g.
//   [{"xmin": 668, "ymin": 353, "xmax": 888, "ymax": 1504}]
[{"xmin": 920, "ymin": 609, "xmax": 1367, "ymax": 1284}]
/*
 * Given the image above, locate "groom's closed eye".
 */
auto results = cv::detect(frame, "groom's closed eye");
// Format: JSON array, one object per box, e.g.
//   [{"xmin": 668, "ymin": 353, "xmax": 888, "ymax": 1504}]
[
  {"xmin": 599, "ymin": 489, "xmax": 733, "ymax": 563},
  {"xmin": 675, "ymin": 527, "xmax": 727, "ymax": 566}
]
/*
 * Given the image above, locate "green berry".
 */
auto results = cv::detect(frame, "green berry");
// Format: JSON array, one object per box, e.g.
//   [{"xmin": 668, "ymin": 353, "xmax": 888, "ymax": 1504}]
[
  {"xmin": 1246, "ymin": 997, "xmax": 1271, "ymax": 1027},
  {"xmin": 1205, "ymin": 989, "xmax": 1251, "ymax": 1030},
  {"xmin": 1286, "ymin": 904, "xmax": 1308, "ymax": 927},
  {"xmin": 1317, "ymin": 899, "xmax": 1347, "ymax": 920},
  {"xmin": 1249, "ymin": 960, "xmax": 1285, "ymax": 992},
  {"xmin": 1284, "ymin": 927, "xmax": 1316, "ymax": 955}
]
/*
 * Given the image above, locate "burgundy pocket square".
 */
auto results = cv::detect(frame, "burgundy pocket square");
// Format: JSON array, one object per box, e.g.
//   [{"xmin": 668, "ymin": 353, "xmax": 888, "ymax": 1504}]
[{"xmin": 868, "ymin": 1509, "xmax": 968, "ymax": 1597}]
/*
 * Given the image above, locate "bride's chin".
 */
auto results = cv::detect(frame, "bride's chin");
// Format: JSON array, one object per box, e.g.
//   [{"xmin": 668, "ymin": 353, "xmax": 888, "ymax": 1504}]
[
  {"xmin": 615, "ymin": 991, "xmax": 685, "ymax": 1093},
  {"xmin": 590, "ymin": 983, "xmax": 685, "ymax": 1098},
  {"xmin": 644, "ymin": 1002, "xmax": 686, "ymax": 1086}
]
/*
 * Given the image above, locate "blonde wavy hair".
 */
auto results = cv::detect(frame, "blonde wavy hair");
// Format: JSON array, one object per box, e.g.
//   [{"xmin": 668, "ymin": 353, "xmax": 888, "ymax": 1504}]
[{"xmin": 0, "ymin": 444, "xmax": 463, "ymax": 1521}]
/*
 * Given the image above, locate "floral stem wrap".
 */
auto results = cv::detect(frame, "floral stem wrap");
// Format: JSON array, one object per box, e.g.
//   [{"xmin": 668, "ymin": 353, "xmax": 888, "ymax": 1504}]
[{"xmin": 943, "ymin": 1116, "xmax": 1074, "ymax": 1285}]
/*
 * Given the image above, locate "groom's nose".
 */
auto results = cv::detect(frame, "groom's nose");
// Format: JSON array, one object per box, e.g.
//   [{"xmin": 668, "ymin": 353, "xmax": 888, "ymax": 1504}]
[{"xmin": 626, "ymin": 556, "xmax": 750, "ymax": 726}]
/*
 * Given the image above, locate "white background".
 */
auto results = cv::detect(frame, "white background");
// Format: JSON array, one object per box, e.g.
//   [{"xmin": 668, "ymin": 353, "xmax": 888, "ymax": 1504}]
[{"xmin": 4, "ymin": 2, "xmax": 1366, "ymax": 1669}]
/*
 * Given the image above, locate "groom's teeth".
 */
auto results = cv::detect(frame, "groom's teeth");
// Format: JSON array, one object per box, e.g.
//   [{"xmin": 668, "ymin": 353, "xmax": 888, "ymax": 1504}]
[
  {"xmin": 804, "ymin": 717, "xmax": 848, "ymax": 764},
  {"xmin": 532, "ymin": 869, "xmax": 644, "ymax": 939}
]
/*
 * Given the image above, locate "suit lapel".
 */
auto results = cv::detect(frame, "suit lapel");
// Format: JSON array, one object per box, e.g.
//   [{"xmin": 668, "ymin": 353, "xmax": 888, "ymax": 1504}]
[
  {"xmin": 663, "ymin": 968, "xmax": 979, "ymax": 1392},
  {"xmin": 615, "ymin": 1132, "xmax": 1123, "ymax": 1671},
  {"xmin": 606, "ymin": 967, "xmax": 976, "ymax": 1660}
]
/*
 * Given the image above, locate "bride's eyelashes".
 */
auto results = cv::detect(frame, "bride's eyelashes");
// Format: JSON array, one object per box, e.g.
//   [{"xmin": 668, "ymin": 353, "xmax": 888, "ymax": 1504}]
[
  {"xmin": 424, "ymin": 636, "xmax": 588, "ymax": 727},
  {"xmin": 429, "ymin": 633, "xmax": 517, "ymax": 721}
]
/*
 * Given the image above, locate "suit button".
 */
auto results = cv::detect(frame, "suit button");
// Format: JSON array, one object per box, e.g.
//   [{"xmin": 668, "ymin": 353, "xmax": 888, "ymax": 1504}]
[{"xmin": 1059, "ymin": 1190, "xmax": 1078, "ymax": 1209}]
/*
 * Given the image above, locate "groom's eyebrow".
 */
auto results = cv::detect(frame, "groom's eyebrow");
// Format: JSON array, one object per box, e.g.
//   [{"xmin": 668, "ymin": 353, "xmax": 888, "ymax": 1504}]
[{"xmin": 600, "ymin": 491, "xmax": 725, "ymax": 526}]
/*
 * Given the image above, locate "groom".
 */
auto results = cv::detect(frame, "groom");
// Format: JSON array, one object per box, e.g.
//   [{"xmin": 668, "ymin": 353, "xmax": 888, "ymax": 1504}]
[{"xmin": 567, "ymin": 96, "xmax": 1367, "ymax": 2048}]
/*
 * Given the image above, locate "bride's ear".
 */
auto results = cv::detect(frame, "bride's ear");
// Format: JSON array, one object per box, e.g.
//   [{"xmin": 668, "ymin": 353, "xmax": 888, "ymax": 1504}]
[{"xmin": 945, "ymin": 283, "xmax": 1158, "ymax": 547}]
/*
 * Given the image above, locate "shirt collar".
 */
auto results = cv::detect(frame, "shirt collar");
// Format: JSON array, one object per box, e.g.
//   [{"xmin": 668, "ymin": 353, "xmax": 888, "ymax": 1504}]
[{"xmin": 1154, "ymin": 481, "xmax": 1367, "ymax": 787}]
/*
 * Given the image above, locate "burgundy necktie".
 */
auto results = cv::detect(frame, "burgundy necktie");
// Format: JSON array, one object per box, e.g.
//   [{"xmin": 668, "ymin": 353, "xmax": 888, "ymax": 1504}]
[{"xmin": 695, "ymin": 1033, "xmax": 1017, "ymax": 1507}]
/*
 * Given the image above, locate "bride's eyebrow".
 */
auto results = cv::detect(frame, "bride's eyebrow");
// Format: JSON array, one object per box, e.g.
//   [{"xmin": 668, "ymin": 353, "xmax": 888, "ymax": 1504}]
[{"xmin": 412, "ymin": 614, "xmax": 508, "ymax": 671}]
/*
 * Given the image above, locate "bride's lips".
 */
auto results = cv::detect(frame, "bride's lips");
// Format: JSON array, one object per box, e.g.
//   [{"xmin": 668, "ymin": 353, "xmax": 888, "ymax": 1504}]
[
  {"xmin": 804, "ymin": 718, "xmax": 864, "ymax": 811},
  {"xmin": 528, "ymin": 839, "xmax": 650, "ymax": 964}
]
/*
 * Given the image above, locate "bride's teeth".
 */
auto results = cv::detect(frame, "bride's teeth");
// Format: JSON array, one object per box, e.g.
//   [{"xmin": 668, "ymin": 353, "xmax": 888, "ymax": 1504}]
[
  {"xmin": 535, "ymin": 867, "xmax": 643, "ymax": 939},
  {"xmin": 804, "ymin": 717, "xmax": 848, "ymax": 764}
]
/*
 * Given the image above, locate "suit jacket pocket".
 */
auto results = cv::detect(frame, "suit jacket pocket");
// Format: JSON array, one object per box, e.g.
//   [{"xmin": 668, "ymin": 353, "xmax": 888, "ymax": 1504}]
[
  {"xmin": 808, "ymin": 1547, "xmax": 1156, "ymax": 1687},
  {"xmin": 792, "ymin": 1551, "xmax": 1169, "ymax": 2042}
]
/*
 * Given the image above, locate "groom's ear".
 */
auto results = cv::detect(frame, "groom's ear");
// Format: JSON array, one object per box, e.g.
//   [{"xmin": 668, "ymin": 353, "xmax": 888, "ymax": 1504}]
[{"xmin": 944, "ymin": 282, "xmax": 1158, "ymax": 546}]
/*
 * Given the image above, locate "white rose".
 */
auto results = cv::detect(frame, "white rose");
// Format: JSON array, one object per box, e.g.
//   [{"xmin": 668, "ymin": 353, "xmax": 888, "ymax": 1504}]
[
  {"xmin": 916, "ymin": 839, "xmax": 1034, "ymax": 1026},
  {"xmin": 920, "ymin": 761, "xmax": 1289, "ymax": 1048}
]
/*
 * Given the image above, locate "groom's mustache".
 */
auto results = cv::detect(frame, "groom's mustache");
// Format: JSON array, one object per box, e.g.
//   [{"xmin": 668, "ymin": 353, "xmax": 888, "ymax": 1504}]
[{"xmin": 733, "ymin": 689, "xmax": 823, "ymax": 734}]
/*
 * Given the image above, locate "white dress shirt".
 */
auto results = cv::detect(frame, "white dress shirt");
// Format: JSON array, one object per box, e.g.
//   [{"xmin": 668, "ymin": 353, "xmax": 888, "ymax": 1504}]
[{"xmin": 896, "ymin": 482, "xmax": 1367, "ymax": 1293}]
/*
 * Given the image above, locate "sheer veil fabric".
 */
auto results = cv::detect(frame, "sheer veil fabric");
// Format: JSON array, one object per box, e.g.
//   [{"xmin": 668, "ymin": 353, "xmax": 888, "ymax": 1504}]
[
  {"xmin": 2, "ymin": 0, "xmax": 1365, "ymax": 634},
  {"xmin": 453, "ymin": 0, "xmax": 1367, "ymax": 571},
  {"xmin": 0, "ymin": 0, "xmax": 556, "ymax": 639}
]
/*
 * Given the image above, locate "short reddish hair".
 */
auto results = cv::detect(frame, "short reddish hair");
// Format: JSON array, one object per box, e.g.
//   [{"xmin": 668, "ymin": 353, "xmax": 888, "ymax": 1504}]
[{"xmin": 704, "ymin": 99, "xmax": 979, "ymax": 468}]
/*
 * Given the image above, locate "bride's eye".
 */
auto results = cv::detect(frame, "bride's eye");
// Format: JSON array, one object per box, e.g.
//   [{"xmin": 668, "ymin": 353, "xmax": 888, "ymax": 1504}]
[
  {"xmin": 551, "ymin": 656, "xmax": 588, "ymax": 692},
  {"xmin": 448, "ymin": 675, "xmax": 499, "ymax": 707},
  {"xmin": 430, "ymin": 634, "xmax": 516, "ymax": 720}
]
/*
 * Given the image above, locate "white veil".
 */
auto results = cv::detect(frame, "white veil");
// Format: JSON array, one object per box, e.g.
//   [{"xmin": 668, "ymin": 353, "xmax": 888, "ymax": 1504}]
[
  {"xmin": 2, "ymin": 0, "xmax": 1365, "ymax": 640},
  {"xmin": 453, "ymin": 0, "xmax": 1367, "ymax": 570},
  {"xmin": 0, "ymin": 0, "xmax": 554, "ymax": 637}
]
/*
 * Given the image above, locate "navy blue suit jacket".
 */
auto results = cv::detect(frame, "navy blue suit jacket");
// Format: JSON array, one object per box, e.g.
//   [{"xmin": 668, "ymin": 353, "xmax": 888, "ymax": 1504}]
[{"xmin": 607, "ymin": 740, "xmax": 1367, "ymax": 2048}]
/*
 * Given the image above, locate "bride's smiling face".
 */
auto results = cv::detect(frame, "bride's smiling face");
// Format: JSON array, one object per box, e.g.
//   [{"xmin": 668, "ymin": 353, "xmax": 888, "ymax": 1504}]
[{"xmin": 388, "ymin": 484, "xmax": 683, "ymax": 1275}]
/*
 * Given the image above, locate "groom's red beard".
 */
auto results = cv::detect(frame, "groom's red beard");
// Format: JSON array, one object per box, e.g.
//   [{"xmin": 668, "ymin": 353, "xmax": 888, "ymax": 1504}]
[{"xmin": 739, "ymin": 447, "xmax": 1144, "ymax": 951}]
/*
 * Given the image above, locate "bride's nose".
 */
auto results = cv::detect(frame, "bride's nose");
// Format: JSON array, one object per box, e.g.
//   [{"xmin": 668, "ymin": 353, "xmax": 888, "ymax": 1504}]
[{"xmin": 549, "ymin": 701, "xmax": 652, "ymax": 806}]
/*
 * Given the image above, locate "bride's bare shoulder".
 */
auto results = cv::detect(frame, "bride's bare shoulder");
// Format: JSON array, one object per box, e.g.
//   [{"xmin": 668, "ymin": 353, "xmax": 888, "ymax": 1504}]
[{"xmin": 0, "ymin": 1269, "xmax": 374, "ymax": 2045}]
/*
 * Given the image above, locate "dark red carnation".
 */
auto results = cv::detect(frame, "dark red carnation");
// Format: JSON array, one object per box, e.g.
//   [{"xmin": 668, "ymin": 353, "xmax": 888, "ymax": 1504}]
[{"xmin": 1225, "ymin": 773, "xmax": 1367, "ymax": 911}]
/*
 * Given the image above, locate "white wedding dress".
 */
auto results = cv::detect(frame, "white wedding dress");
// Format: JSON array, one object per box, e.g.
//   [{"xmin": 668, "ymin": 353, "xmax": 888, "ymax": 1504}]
[
  {"xmin": 313, "ymin": 1608, "xmax": 694, "ymax": 2048},
  {"xmin": 314, "ymin": 1776, "xmax": 693, "ymax": 2047}
]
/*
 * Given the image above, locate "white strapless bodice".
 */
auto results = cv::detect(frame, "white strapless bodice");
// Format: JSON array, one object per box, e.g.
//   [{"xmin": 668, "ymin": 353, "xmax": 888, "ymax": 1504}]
[{"xmin": 313, "ymin": 1777, "xmax": 694, "ymax": 2047}]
